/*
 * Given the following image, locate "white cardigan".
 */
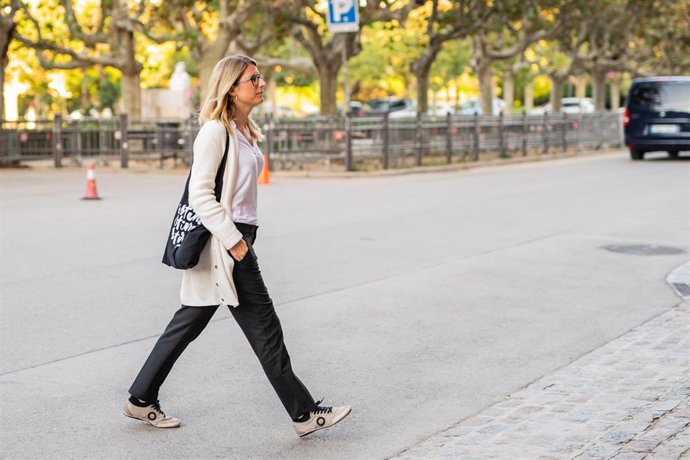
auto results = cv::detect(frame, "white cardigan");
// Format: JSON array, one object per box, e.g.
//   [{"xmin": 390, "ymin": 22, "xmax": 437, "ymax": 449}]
[{"xmin": 180, "ymin": 120, "xmax": 244, "ymax": 307}]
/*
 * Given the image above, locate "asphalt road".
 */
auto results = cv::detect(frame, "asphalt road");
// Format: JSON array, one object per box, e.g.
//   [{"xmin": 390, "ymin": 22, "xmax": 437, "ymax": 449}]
[{"xmin": 1, "ymin": 151, "xmax": 689, "ymax": 459}]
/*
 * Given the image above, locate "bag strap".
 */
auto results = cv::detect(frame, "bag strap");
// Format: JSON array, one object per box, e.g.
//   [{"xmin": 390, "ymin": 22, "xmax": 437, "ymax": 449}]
[
  {"xmin": 181, "ymin": 130, "xmax": 230, "ymax": 203},
  {"xmin": 213, "ymin": 132, "xmax": 230, "ymax": 199}
]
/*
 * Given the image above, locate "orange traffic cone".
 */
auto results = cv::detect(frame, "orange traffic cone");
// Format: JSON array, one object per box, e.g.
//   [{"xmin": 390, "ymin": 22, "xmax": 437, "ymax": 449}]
[
  {"xmin": 82, "ymin": 162, "xmax": 101, "ymax": 200},
  {"xmin": 258, "ymin": 154, "xmax": 271, "ymax": 185}
]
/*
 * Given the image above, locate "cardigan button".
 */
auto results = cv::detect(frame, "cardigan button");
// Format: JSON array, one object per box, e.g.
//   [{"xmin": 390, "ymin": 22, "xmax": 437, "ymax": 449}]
[
  {"xmin": 214, "ymin": 265, "xmax": 218, "ymax": 269},
  {"xmin": 215, "ymin": 282, "xmax": 219, "ymax": 286}
]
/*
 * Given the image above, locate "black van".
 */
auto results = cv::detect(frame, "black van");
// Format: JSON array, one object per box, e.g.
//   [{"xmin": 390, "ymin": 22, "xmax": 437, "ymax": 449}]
[{"xmin": 624, "ymin": 76, "xmax": 690, "ymax": 160}]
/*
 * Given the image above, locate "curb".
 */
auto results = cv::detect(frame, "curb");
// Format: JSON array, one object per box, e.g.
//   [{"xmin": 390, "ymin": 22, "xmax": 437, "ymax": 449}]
[
  {"xmin": 667, "ymin": 261, "xmax": 690, "ymax": 299},
  {"xmin": 272, "ymin": 149, "xmax": 623, "ymax": 179},
  {"xmin": 2, "ymin": 148, "xmax": 624, "ymax": 178}
]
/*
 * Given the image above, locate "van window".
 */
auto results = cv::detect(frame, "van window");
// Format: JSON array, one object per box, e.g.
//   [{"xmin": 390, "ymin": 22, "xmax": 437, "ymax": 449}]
[{"xmin": 629, "ymin": 82, "xmax": 690, "ymax": 111}]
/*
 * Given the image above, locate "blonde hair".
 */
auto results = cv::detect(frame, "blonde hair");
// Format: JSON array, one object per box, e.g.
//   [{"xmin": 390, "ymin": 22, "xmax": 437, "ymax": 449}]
[{"xmin": 199, "ymin": 55, "xmax": 264, "ymax": 142}]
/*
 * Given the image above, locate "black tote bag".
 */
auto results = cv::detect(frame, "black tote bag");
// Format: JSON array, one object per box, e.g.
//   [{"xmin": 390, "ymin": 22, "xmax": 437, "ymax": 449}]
[{"xmin": 162, "ymin": 133, "xmax": 229, "ymax": 269}]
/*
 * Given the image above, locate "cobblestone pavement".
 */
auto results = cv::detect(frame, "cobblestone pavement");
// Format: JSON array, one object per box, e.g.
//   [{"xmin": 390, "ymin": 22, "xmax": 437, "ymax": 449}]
[{"xmin": 392, "ymin": 300, "xmax": 690, "ymax": 459}]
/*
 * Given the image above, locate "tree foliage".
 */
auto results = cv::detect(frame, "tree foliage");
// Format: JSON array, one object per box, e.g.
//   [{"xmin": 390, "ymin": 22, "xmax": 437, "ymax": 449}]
[
  {"xmin": 5, "ymin": 0, "xmax": 689, "ymax": 119},
  {"xmin": 13, "ymin": 0, "xmax": 164, "ymax": 115},
  {"xmin": 409, "ymin": 0, "xmax": 494, "ymax": 112},
  {"xmin": 270, "ymin": 0, "xmax": 423, "ymax": 115}
]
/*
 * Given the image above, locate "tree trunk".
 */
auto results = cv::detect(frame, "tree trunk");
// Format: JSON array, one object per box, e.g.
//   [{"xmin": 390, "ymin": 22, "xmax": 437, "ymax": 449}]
[
  {"xmin": 573, "ymin": 75, "xmax": 587, "ymax": 99},
  {"xmin": 524, "ymin": 82, "xmax": 534, "ymax": 113},
  {"xmin": 477, "ymin": 58, "xmax": 494, "ymax": 115},
  {"xmin": 0, "ymin": 58, "xmax": 6, "ymax": 119},
  {"xmin": 120, "ymin": 72, "xmax": 141, "ymax": 116},
  {"xmin": 0, "ymin": 9, "xmax": 17, "ymax": 120},
  {"xmin": 410, "ymin": 45, "xmax": 438, "ymax": 114},
  {"xmin": 550, "ymin": 77, "xmax": 565, "ymax": 113},
  {"xmin": 199, "ymin": 27, "xmax": 234, "ymax": 98},
  {"xmin": 194, "ymin": 0, "xmax": 253, "ymax": 98},
  {"xmin": 36, "ymin": 98, "xmax": 47, "ymax": 119},
  {"xmin": 405, "ymin": 77, "xmax": 414, "ymax": 100},
  {"xmin": 415, "ymin": 69, "xmax": 431, "ymax": 114},
  {"xmin": 296, "ymin": 32, "xmax": 357, "ymax": 116},
  {"xmin": 119, "ymin": 34, "xmax": 142, "ymax": 116},
  {"xmin": 266, "ymin": 78, "xmax": 277, "ymax": 118},
  {"xmin": 592, "ymin": 69, "xmax": 607, "ymax": 111},
  {"xmin": 113, "ymin": 0, "xmax": 142, "ymax": 116},
  {"xmin": 610, "ymin": 75, "xmax": 621, "ymax": 111},
  {"xmin": 80, "ymin": 73, "xmax": 91, "ymax": 109},
  {"xmin": 502, "ymin": 73, "xmax": 514, "ymax": 114},
  {"xmin": 319, "ymin": 65, "xmax": 340, "ymax": 116}
]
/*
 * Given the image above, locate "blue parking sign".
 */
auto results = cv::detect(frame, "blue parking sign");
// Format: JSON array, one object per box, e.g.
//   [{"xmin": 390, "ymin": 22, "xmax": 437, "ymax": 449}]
[{"xmin": 327, "ymin": 0, "xmax": 360, "ymax": 33}]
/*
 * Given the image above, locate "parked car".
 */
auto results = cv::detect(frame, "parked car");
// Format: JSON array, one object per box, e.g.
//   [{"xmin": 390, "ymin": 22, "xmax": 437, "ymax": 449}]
[
  {"xmin": 332, "ymin": 101, "xmax": 364, "ymax": 117},
  {"xmin": 253, "ymin": 102, "xmax": 297, "ymax": 119},
  {"xmin": 364, "ymin": 97, "xmax": 412, "ymax": 114},
  {"xmin": 624, "ymin": 76, "xmax": 690, "ymax": 160},
  {"xmin": 348, "ymin": 101, "xmax": 365, "ymax": 116},
  {"xmin": 387, "ymin": 102, "xmax": 455, "ymax": 119},
  {"xmin": 387, "ymin": 104, "xmax": 416, "ymax": 119},
  {"xmin": 428, "ymin": 102, "xmax": 456, "ymax": 116},
  {"xmin": 457, "ymin": 98, "xmax": 506, "ymax": 115},
  {"xmin": 530, "ymin": 97, "xmax": 595, "ymax": 115}
]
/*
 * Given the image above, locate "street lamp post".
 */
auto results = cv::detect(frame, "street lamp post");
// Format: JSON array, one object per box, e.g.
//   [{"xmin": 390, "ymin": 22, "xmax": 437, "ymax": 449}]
[{"xmin": 327, "ymin": 0, "xmax": 359, "ymax": 172}]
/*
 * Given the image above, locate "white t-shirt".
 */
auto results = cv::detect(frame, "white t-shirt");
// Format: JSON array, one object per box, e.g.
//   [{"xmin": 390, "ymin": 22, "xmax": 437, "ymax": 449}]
[{"xmin": 231, "ymin": 128, "xmax": 264, "ymax": 225}]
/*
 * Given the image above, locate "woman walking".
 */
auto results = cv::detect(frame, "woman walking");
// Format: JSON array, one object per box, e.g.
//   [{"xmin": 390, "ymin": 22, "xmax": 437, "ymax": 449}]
[{"xmin": 123, "ymin": 55, "xmax": 351, "ymax": 437}]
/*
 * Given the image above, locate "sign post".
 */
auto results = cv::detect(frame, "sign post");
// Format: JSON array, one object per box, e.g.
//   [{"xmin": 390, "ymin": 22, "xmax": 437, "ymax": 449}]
[{"xmin": 327, "ymin": 0, "xmax": 359, "ymax": 171}]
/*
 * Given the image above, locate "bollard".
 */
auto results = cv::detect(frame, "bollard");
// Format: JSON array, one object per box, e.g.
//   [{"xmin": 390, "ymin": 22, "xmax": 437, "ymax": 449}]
[
  {"xmin": 542, "ymin": 112, "xmax": 549, "ymax": 155},
  {"xmin": 561, "ymin": 112, "xmax": 568, "ymax": 153},
  {"xmin": 575, "ymin": 112, "xmax": 582, "ymax": 153},
  {"xmin": 185, "ymin": 115, "xmax": 194, "ymax": 165},
  {"xmin": 522, "ymin": 112, "xmax": 528, "ymax": 157},
  {"xmin": 445, "ymin": 112, "xmax": 453, "ymax": 164},
  {"xmin": 594, "ymin": 112, "xmax": 606, "ymax": 150},
  {"xmin": 415, "ymin": 111, "xmax": 423, "ymax": 166},
  {"xmin": 345, "ymin": 114, "xmax": 353, "ymax": 172},
  {"xmin": 74, "ymin": 120, "xmax": 82, "ymax": 165},
  {"xmin": 498, "ymin": 112, "xmax": 507, "ymax": 158},
  {"xmin": 382, "ymin": 112, "xmax": 390, "ymax": 170},
  {"xmin": 120, "ymin": 114, "xmax": 129, "ymax": 168},
  {"xmin": 473, "ymin": 113, "xmax": 480, "ymax": 161},
  {"xmin": 98, "ymin": 120, "xmax": 107, "ymax": 164},
  {"xmin": 53, "ymin": 115, "xmax": 63, "ymax": 168},
  {"xmin": 265, "ymin": 117, "xmax": 273, "ymax": 172}
]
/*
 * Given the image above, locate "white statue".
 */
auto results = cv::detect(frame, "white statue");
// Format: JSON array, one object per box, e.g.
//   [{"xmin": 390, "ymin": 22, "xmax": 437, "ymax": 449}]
[{"xmin": 170, "ymin": 62, "xmax": 191, "ymax": 93}]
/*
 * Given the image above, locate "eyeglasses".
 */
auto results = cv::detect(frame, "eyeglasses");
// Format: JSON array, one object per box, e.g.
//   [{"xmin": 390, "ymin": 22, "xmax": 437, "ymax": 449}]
[{"xmin": 237, "ymin": 73, "xmax": 265, "ymax": 87}]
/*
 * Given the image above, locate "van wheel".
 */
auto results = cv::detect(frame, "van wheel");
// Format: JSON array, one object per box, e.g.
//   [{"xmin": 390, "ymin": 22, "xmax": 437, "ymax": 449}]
[
  {"xmin": 630, "ymin": 149, "xmax": 644, "ymax": 160},
  {"xmin": 668, "ymin": 150, "xmax": 679, "ymax": 158}
]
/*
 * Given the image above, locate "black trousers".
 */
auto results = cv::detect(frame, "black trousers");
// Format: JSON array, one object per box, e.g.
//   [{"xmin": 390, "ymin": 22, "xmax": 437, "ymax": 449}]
[{"xmin": 129, "ymin": 223, "xmax": 315, "ymax": 420}]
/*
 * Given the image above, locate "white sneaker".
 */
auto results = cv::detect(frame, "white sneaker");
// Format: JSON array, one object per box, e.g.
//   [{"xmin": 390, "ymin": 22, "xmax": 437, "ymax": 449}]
[
  {"xmin": 293, "ymin": 401, "xmax": 351, "ymax": 437},
  {"xmin": 122, "ymin": 400, "xmax": 181, "ymax": 428}
]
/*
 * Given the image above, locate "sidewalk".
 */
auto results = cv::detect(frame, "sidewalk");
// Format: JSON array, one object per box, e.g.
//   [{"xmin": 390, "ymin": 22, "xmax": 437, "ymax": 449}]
[{"xmin": 392, "ymin": 266, "xmax": 690, "ymax": 459}]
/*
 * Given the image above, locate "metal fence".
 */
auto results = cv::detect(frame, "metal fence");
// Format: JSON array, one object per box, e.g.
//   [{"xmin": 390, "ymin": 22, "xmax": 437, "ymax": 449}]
[
  {"xmin": 0, "ymin": 112, "xmax": 623, "ymax": 170},
  {"xmin": 0, "ymin": 115, "xmax": 194, "ymax": 168}
]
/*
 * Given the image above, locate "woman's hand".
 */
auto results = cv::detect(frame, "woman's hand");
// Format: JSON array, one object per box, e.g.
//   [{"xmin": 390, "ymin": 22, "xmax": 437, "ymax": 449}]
[{"xmin": 229, "ymin": 239, "xmax": 249, "ymax": 262}]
